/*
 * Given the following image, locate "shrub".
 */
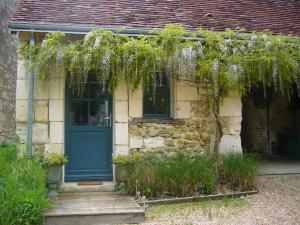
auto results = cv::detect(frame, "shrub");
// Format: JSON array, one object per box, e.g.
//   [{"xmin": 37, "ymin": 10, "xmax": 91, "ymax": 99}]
[
  {"xmin": 0, "ymin": 145, "xmax": 51, "ymax": 225},
  {"xmin": 220, "ymin": 153, "xmax": 258, "ymax": 191}
]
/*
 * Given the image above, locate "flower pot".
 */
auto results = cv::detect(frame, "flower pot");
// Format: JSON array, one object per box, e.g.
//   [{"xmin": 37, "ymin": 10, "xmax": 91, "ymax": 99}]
[
  {"xmin": 47, "ymin": 165, "xmax": 62, "ymax": 184},
  {"xmin": 115, "ymin": 165, "xmax": 127, "ymax": 182},
  {"xmin": 46, "ymin": 166, "xmax": 62, "ymax": 197}
]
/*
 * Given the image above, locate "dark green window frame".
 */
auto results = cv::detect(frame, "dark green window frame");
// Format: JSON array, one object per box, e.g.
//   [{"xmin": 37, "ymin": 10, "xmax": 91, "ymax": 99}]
[{"xmin": 143, "ymin": 74, "xmax": 171, "ymax": 119}]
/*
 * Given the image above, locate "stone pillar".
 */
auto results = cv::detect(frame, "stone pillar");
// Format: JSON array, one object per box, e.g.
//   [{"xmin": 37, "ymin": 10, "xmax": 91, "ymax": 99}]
[
  {"xmin": 16, "ymin": 33, "xmax": 29, "ymax": 153},
  {"xmin": 128, "ymin": 84, "xmax": 143, "ymax": 118},
  {"xmin": 219, "ymin": 94, "xmax": 243, "ymax": 154},
  {"xmin": 114, "ymin": 81, "xmax": 129, "ymax": 155},
  {"xmin": 46, "ymin": 76, "xmax": 65, "ymax": 155}
]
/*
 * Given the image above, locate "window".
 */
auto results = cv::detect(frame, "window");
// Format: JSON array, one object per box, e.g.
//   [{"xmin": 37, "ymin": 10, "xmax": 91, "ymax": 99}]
[{"xmin": 143, "ymin": 74, "xmax": 171, "ymax": 118}]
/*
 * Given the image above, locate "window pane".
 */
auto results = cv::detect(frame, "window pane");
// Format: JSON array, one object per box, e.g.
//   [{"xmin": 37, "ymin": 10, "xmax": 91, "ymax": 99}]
[
  {"xmin": 143, "ymin": 74, "xmax": 170, "ymax": 118},
  {"xmin": 143, "ymin": 95, "xmax": 155, "ymax": 115},
  {"xmin": 90, "ymin": 83, "xmax": 107, "ymax": 98},
  {"xmin": 69, "ymin": 100, "xmax": 88, "ymax": 125},
  {"xmin": 156, "ymin": 95, "xmax": 169, "ymax": 114},
  {"xmin": 89, "ymin": 100, "xmax": 109, "ymax": 126}
]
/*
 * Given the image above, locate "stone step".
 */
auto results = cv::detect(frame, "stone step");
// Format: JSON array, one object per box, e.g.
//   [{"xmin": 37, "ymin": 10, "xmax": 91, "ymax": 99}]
[
  {"xmin": 44, "ymin": 192, "xmax": 145, "ymax": 225},
  {"xmin": 62, "ymin": 182, "xmax": 116, "ymax": 193}
]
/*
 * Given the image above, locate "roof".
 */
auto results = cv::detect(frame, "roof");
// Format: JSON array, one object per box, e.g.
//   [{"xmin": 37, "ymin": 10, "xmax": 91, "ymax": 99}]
[{"xmin": 10, "ymin": 0, "xmax": 300, "ymax": 36}]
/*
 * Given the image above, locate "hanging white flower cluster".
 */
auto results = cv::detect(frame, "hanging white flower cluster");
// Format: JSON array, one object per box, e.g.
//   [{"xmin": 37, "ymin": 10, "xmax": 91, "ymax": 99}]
[
  {"xmin": 228, "ymin": 63, "xmax": 243, "ymax": 83},
  {"xmin": 220, "ymin": 45, "xmax": 228, "ymax": 55},
  {"xmin": 94, "ymin": 36, "xmax": 102, "ymax": 49},
  {"xmin": 83, "ymin": 53, "xmax": 92, "ymax": 82},
  {"xmin": 179, "ymin": 46, "xmax": 197, "ymax": 79}
]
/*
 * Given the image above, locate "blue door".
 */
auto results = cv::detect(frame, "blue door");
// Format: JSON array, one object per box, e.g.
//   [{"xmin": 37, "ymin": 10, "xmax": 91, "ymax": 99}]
[{"xmin": 65, "ymin": 79, "xmax": 113, "ymax": 182}]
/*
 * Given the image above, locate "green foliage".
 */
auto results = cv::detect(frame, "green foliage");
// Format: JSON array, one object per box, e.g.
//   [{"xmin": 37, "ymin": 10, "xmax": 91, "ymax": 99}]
[
  {"xmin": 42, "ymin": 152, "xmax": 68, "ymax": 167},
  {"xmin": 0, "ymin": 145, "xmax": 51, "ymax": 225},
  {"xmin": 219, "ymin": 153, "xmax": 258, "ymax": 191},
  {"xmin": 118, "ymin": 152, "xmax": 259, "ymax": 198},
  {"xmin": 122, "ymin": 152, "xmax": 216, "ymax": 198},
  {"xmin": 112, "ymin": 154, "xmax": 141, "ymax": 165},
  {"xmin": 22, "ymin": 24, "xmax": 300, "ymax": 98}
]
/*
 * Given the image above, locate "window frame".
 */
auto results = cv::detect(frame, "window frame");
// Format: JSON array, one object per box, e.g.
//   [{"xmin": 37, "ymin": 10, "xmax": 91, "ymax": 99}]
[{"xmin": 142, "ymin": 74, "xmax": 172, "ymax": 119}]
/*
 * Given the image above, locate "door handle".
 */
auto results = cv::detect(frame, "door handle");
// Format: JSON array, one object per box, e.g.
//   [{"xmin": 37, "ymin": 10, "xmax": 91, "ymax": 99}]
[{"xmin": 104, "ymin": 113, "xmax": 112, "ymax": 127}]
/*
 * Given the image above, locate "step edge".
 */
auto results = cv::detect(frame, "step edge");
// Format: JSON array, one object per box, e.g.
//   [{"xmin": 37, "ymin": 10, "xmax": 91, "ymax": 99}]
[{"xmin": 44, "ymin": 210, "xmax": 145, "ymax": 217}]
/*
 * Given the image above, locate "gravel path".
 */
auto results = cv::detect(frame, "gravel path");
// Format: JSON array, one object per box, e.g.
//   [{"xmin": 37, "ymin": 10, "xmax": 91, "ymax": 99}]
[{"xmin": 142, "ymin": 175, "xmax": 300, "ymax": 225}]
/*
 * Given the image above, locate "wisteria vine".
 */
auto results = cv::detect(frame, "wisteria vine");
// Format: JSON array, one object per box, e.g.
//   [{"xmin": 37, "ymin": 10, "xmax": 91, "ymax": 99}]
[{"xmin": 22, "ymin": 24, "xmax": 300, "ymax": 98}]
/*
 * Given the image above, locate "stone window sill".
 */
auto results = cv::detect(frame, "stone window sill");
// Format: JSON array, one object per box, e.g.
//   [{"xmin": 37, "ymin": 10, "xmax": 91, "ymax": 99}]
[{"xmin": 130, "ymin": 118, "xmax": 185, "ymax": 125}]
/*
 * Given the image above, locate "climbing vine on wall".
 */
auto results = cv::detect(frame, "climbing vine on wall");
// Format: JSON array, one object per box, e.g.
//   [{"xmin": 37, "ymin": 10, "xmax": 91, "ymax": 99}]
[{"xmin": 22, "ymin": 24, "xmax": 300, "ymax": 98}]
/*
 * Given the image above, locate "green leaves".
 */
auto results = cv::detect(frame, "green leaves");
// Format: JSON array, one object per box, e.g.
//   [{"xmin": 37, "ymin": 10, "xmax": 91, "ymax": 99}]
[{"xmin": 24, "ymin": 24, "xmax": 300, "ymax": 98}]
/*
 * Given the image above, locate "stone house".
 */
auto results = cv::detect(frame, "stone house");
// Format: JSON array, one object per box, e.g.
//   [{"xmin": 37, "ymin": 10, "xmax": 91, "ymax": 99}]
[{"xmin": 9, "ymin": 0, "xmax": 300, "ymax": 182}]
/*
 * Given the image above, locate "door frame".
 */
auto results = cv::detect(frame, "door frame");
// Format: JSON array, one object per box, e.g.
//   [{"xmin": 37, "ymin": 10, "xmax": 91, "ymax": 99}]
[{"xmin": 64, "ymin": 81, "xmax": 114, "ymax": 182}]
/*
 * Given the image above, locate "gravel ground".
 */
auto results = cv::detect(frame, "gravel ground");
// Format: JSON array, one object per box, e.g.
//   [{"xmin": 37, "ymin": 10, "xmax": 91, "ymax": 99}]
[{"xmin": 142, "ymin": 175, "xmax": 300, "ymax": 225}]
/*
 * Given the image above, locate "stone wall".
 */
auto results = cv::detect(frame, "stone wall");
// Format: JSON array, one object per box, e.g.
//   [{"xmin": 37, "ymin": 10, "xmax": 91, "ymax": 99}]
[
  {"xmin": 0, "ymin": 0, "xmax": 19, "ymax": 145},
  {"xmin": 127, "ymin": 81, "xmax": 216, "ymax": 154}
]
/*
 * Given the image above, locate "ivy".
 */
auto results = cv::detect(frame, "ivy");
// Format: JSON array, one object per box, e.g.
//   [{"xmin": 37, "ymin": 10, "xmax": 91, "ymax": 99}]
[{"xmin": 21, "ymin": 24, "xmax": 300, "ymax": 98}]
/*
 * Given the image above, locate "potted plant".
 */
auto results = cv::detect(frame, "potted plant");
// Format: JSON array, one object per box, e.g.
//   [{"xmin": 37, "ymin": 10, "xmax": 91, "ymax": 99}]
[
  {"xmin": 112, "ymin": 154, "xmax": 140, "ymax": 182},
  {"xmin": 43, "ymin": 153, "xmax": 68, "ymax": 196}
]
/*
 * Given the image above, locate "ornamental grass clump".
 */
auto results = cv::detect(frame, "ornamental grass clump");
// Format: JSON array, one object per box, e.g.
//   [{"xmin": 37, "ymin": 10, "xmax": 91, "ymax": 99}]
[
  {"xmin": 114, "ymin": 151, "xmax": 259, "ymax": 198},
  {"xmin": 0, "ymin": 145, "xmax": 51, "ymax": 225},
  {"xmin": 119, "ymin": 152, "xmax": 216, "ymax": 198},
  {"xmin": 220, "ymin": 153, "xmax": 258, "ymax": 191}
]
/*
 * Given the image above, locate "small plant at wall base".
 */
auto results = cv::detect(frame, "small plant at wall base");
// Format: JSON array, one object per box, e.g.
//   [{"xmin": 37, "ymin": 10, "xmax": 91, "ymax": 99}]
[
  {"xmin": 0, "ymin": 145, "xmax": 51, "ymax": 225},
  {"xmin": 42, "ymin": 153, "xmax": 68, "ymax": 196}
]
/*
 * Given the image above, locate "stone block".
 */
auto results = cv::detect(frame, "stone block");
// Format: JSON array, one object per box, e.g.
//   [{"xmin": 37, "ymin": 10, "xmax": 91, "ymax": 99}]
[
  {"xmin": 16, "ymin": 99, "xmax": 27, "ymax": 122},
  {"xmin": 221, "ymin": 116, "xmax": 242, "ymax": 135},
  {"xmin": 33, "ymin": 123, "xmax": 49, "ymax": 144},
  {"xmin": 16, "ymin": 80, "xmax": 27, "ymax": 100},
  {"xmin": 16, "ymin": 122, "xmax": 26, "ymax": 143},
  {"xmin": 33, "ymin": 79, "xmax": 50, "ymax": 100},
  {"xmin": 17, "ymin": 143, "xmax": 27, "ymax": 155},
  {"xmin": 220, "ymin": 97, "xmax": 242, "ymax": 116},
  {"xmin": 50, "ymin": 78, "xmax": 64, "ymax": 100},
  {"xmin": 144, "ymin": 137, "xmax": 164, "ymax": 148},
  {"xmin": 34, "ymin": 100, "xmax": 48, "ymax": 122},
  {"xmin": 129, "ymin": 136, "xmax": 143, "ymax": 149},
  {"xmin": 115, "ymin": 123, "xmax": 128, "ymax": 145},
  {"xmin": 176, "ymin": 101, "xmax": 191, "ymax": 119},
  {"xmin": 17, "ymin": 60, "xmax": 27, "ymax": 80},
  {"xmin": 115, "ymin": 145, "xmax": 129, "ymax": 155},
  {"xmin": 49, "ymin": 99, "xmax": 64, "ymax": 121},
  {"xmin": 129, "ymin": 85, "xmax": 143, "ymax": 99},
  {"xmin": 50, "ymin": 122, "xmax": 64, "ymax": 144},
  {"xmin": 45, "ymin": 143, "xmax": 63, "ymax": 155},
  {"xmin": 115, "ymin": 100, "xmax": 128, "ymax": 123},
  {"xmin": 129, "ymin": 98, "xmax": 142, "ymax": 118},
  {"xmin": 219, "ymin": 134, "xmax": 242, "ymax": 154},
  {"xmin": 176, "ymin": 83, "xmax": 198, "ymax": 101},
  {"xmin": 33, "ymin": 144, "xmax": 45, "ymax": 156},
  {"xmin": 114, "ymin": 81, "xmax": 128, "ymax": 101}
]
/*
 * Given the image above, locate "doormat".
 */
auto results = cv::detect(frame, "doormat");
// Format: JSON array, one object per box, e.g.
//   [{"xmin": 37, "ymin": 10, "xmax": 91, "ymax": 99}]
[{"xmin": 77, "ymin": 181, "xmax": 103, "ymax": 186}]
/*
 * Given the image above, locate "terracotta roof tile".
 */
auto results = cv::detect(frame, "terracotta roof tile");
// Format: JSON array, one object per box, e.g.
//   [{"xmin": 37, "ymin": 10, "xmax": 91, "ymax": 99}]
[{"xmin": 11, "ymin": 0, "xmax": 300, "ymax": 36}]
